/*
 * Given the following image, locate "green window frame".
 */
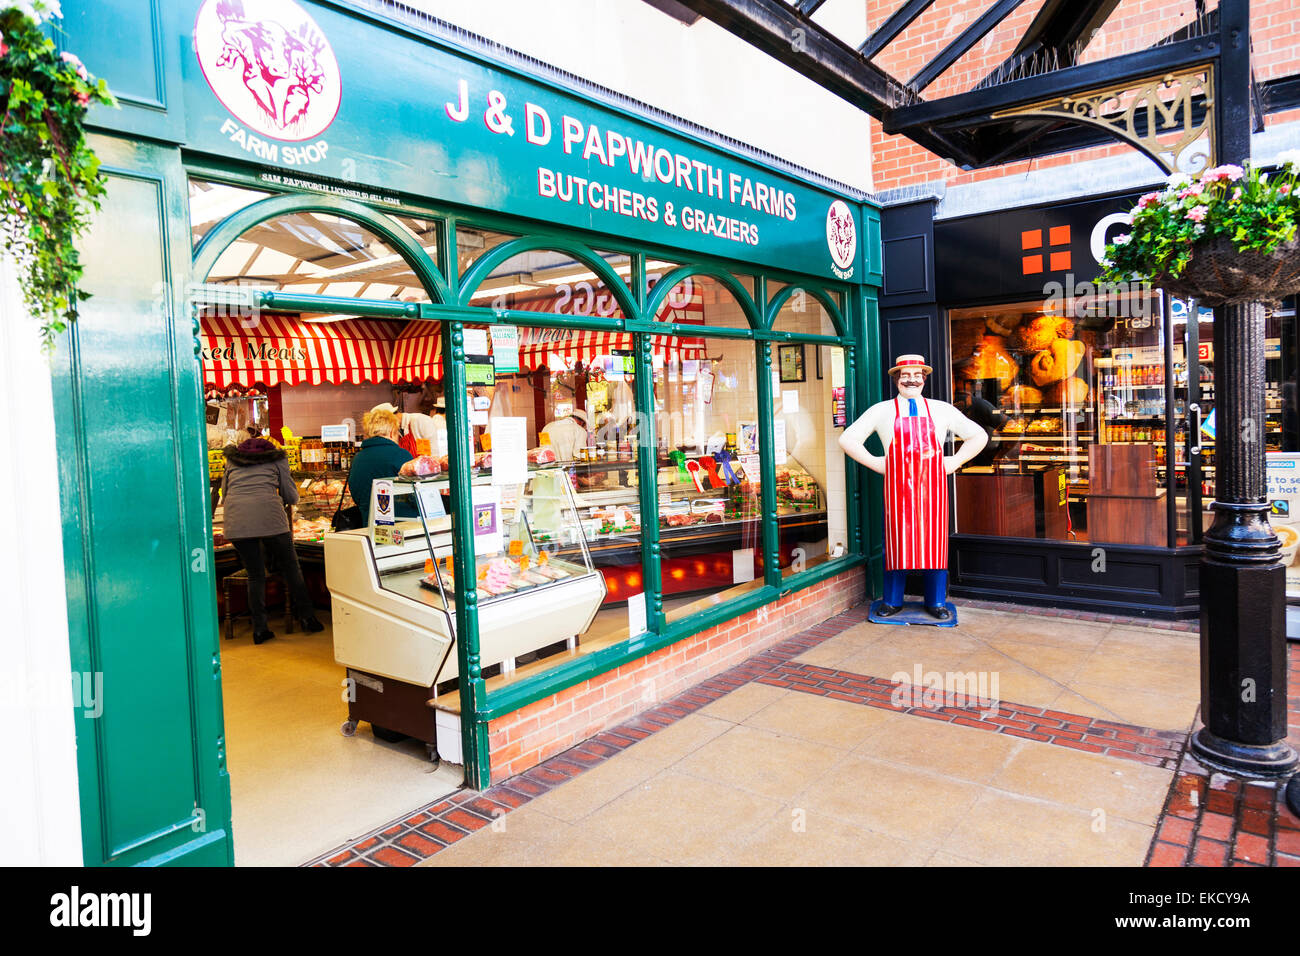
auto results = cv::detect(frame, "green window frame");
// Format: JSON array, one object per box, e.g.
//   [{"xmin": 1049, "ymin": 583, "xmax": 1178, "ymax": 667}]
[{"xmin": 189, "ymin": 174, "xmax": 876, "ymax": 788}]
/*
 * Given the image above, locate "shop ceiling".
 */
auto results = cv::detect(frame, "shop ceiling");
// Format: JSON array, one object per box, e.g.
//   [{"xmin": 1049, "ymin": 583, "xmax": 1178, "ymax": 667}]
[{"xmin": 669, "ymin": 0, "xmax": 1300, "ymax": 170}]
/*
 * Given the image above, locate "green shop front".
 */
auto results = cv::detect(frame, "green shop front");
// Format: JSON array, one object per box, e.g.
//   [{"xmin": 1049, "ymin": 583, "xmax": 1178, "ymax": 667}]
[{"xmin": 55, "ymin": 0, "xmax": 882, "ymax": 866}]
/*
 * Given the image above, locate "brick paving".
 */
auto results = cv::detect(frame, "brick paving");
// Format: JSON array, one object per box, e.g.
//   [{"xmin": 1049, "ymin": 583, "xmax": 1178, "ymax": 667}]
[
  {"xmin": 755, "ymin": 661, "xmax": 1187, "ymax": 769},
  {"xmin": 1145, "ymin": 643, "xmax": 1300, "ymax": 868},
  {"xmin": 304, "ymin": 601, "xmax": 1299, "ymax": 867}
]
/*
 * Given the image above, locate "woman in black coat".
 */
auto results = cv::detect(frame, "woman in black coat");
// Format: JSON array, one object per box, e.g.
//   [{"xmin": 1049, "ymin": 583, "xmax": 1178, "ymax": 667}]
[{"xmin": 221, "ymin": 437, "xmax": 323, "ymax": 643}]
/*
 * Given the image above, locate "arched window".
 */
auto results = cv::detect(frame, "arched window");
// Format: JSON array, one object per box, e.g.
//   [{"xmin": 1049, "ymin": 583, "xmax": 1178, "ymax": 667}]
[
  {"xmin": 461, "ymin": 240, "xmax": 632, "ymax": 319},
  {"xmin": 206, "ymin": 210, "xmax": 436, "ymax": 304},
  {"xmin": 769, "ymin": 283, "xmax": 841, "ymax": 336},
  {"xmin": 651, "ymin": 271, "xmax": 753, "ymax": 330}
]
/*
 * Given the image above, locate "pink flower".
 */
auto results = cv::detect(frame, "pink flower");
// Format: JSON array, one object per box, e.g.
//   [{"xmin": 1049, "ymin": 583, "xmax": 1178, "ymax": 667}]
[
  {"xmin": 1187, "ymin": 206, "xmax": 1208, "ymax": 223},
  {"xmin": 1282, "ymin": 184, "xmax": 1293, "ymax": 196},
  {"xmin": 75, "ymin": 91, "xmax": 90, "ymax": 106},
  {"xmin": 1137, "ymin": 192, "xmax": 1161, "ymax": 209},
  {"xmin": 1200, "ymin": 164, "xmax": 1245, "ymax": 183},
  {"xmin": 60, "ymin": 49, "xmax": 89, "ymax": 80}
]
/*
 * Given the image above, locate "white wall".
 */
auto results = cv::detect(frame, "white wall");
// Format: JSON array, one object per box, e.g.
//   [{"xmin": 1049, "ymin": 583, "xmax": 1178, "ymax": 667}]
[
  {"xmin": 0, "ymin": 255, "xmax": 83, "ymax": 865},
  {"xmin": 278, "ymin": 382, "xmax": 395, "ymax": 439},
  {"xmin": 400, "ymin": 0, "xmax": 872, "ymax": 193}
]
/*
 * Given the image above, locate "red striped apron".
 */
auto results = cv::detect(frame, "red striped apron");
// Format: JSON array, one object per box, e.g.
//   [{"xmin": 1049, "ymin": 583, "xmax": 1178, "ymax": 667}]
[{"xmin": 884, "ymin": 397, "xmax": 947, "ymax": 571}]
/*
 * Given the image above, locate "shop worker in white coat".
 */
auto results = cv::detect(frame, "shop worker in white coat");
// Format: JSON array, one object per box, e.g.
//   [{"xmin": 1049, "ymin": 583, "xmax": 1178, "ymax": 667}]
[
  {"xmin": 540, "ymin": 407, "xmax": 589, "ymax": 462},
  {"xmin": 838, "ymin": 355, "xmax": 987, "ymax": 621}
]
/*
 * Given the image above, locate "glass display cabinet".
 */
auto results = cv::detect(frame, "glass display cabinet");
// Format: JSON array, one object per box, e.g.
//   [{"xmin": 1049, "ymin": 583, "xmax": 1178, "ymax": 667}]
[{"xmin": 324, "ymin": 467, "xmax": 606, "ymax": 758}]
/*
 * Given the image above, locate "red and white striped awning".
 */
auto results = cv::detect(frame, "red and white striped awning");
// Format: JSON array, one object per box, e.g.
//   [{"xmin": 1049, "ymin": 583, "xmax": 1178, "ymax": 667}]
[
  {"xmin": 200, "ymin": 314, "xmax": 399, "ymax": 388},
  {"xmin": 389, "ymin": 321, "xmax": 443, "ymax": 384},
  {"xmin": 514, "ymin": 328, "xmax": 706, "ymax": 371},
  {"xmin": 201, "ymin": 281, "xmax": 712, "ymax": 388}
]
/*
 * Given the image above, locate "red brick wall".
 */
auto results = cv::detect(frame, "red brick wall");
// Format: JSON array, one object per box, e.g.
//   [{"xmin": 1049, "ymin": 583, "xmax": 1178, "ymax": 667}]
[
  {"xmin": 871, "ymin": 1, "xmax": 1300, "ymax": 191},
  {"xmin": 487, "ymin": 566, "xmax": 867, "ymax": 779}
]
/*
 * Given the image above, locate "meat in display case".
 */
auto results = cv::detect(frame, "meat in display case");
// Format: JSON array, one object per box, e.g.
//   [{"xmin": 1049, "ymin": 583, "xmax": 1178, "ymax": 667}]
[
  {"xmin": 567, "ymin": 452, "xmax": 827, "ymax": 599},
  {"xmin": 324, "ymin": 468, "xmax": 606, "ymax": 760}
]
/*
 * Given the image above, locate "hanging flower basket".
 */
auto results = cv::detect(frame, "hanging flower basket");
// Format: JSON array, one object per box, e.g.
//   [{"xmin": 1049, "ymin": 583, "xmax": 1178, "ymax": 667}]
[
  {"xmin": 1152, "ymin": 235, "xmax": 1300, "ymax": 307},
  {"xmin": 1100, "ymin": 156, "xmax": 1300, "ymax": 308},
  {"xmin": 0, "ymin": 1, "xmax": 115, "ymax": 351}
]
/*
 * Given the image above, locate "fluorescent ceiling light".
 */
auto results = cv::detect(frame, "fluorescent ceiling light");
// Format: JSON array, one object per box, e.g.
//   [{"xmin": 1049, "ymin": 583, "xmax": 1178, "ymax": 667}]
[
  {"xmin": 469, "ymin": 283, "xmax": 548, "ymax": 300},
  {"xmin": 541, "ymin": 259, "xmax": 673, "ymax": 285},
  {"xmin": 303, "ymin": 314, "xmax": 361, "ymax": 323},
  {"xmin": 315, "ymin": 244, "xmax": 437, "ymax": 280}
]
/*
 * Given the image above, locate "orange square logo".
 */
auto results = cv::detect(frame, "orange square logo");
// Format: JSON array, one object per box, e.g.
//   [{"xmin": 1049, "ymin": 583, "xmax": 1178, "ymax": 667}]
[
  {"xmin": 1021, "ymin": 229, "xmax": 1043, "ymax": 250},
  {"xmin": 1022, "ymin": 254, "xmax": 1043, "ymax": 275},
  {"xmin": 1049, "ymin": 225, "xmax": 1071, "ymax": 246},
  {"xmin": 1050, "ymin": 251, "xmax": 1072, "ymax": 271}
]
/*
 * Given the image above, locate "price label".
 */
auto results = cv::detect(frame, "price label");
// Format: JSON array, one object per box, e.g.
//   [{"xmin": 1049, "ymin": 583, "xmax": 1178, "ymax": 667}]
[
  {"xmin": 519, "ymin": 555, "xmax": 530, "ymax": 570},
  {"xmin": 508, "ymin": 540, "xmax": 523, "ymax": 556},
  {"xmin": 444, "ymin": 555, "xmax": 453, "ymax": 575}
]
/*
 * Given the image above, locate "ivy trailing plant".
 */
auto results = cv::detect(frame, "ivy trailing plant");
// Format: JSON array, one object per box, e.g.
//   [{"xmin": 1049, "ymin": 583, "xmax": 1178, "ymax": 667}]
[
  {"xmin": 1099, "ymin": 155, "xmax": 1300, "ymax": 304},
  {"xmin": 1, "ymin": 1, "xmax": 114, "ymax": 351}
]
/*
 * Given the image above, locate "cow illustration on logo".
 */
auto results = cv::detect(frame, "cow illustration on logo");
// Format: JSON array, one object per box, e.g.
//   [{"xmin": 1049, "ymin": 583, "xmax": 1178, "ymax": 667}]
[
  {"xmin": 195, "ymin": 0, "xmax": 341, "ymax": 142},
  {"xmin": 826, "ymin": 200, "xmax": 857, "ymax": 273}
]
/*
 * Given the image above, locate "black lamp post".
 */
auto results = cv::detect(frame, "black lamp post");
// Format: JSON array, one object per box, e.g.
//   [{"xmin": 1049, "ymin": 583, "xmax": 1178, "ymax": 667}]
[{"xmin": 1190, "ymin": 0, "xmax": 1298, "ymax": 778}]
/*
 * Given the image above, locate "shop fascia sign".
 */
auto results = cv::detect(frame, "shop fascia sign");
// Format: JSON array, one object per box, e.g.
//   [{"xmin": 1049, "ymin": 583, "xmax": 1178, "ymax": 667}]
[{"xmin": 177, "ymin": 0, "xmax": 863, "ymax": 282}]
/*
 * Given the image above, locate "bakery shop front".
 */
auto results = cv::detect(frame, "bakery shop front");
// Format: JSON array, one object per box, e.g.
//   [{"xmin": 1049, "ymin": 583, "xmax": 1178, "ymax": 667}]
[{"xmin": 882, "ymin": 189, "xmax": 1300, "ymax": 618}]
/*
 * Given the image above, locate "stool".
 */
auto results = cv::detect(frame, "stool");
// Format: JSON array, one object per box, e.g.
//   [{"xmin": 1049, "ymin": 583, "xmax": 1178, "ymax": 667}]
[{"xmin": 223, "ymin": 569, "xmax": 296, "ymax": 640}]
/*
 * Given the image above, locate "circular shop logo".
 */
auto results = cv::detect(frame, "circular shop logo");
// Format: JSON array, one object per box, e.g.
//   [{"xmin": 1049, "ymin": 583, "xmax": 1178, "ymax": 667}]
[
  {"xmin": 826, "ymin": 200, "xmax": 857, "ymax": 271},
  {"xmin": 194, "ymin": 0, "xmax": 341, "ymax": 142}
]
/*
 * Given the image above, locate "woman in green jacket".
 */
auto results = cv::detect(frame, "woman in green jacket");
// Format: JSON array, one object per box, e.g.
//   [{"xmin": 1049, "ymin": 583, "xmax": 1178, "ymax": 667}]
[{"xmin": 349, "ymin": 406, "xmax": 415, "ymax": 525}]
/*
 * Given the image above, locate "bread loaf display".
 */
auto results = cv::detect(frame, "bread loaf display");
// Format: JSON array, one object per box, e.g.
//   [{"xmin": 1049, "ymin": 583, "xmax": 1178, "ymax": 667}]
[
  {"xmin": 1045, "ymin": 376, "xmax": 1091, "ymax": 406},
  {"xmin": 1003, "ymin": 384, "xmax": 1043, "ymax": 407},
  {"xmin": 1029, "ymin": 339, "xmax": 1086, "ymax": 386},
  {"xmin": 960, "ymin": 334, "xmax": 1019, "ymax": 391},
  {"xmin": 1016, "ymin": 315, "xmax": 1075, "ymax": 352}
]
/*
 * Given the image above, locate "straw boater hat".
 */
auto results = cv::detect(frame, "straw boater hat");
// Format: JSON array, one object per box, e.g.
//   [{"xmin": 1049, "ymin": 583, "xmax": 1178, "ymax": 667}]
[{"xmin": 888, "ymin": 354, "xmax": 932, "ymax": 376}]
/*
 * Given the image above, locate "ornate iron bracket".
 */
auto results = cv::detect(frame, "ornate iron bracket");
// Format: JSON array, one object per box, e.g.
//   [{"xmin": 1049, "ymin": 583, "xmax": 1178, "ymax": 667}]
[{"xmin": 991, "ymin": 63, "xmax": 1216, "ymax": 175}]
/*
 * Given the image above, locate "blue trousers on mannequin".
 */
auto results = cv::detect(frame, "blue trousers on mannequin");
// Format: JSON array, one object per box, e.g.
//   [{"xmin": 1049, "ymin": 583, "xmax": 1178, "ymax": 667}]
[{"xmin": 882, "ymin": 569, "xmax": 947, "ymax": 608}]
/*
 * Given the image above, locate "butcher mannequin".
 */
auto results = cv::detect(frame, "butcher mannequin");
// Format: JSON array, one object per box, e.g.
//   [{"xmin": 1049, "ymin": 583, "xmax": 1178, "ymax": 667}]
[{"xmin": 838, "ymin": 354, "xmax": 987, "ymax": 621}]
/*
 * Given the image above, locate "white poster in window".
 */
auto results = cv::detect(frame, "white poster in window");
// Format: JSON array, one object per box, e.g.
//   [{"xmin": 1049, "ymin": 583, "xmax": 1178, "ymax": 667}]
[
  {"xmin": 471, "ymin": 484, "xmax": 503, "ymax": 557},
  {"xmin": 739, "ymin": 454, "xmax": 761, "ymax": 484},
  {"xmin": 627, "ymin": 591, "xmax": 647, "ymax": 636},
  {"xmin": 732, "ymin": 548, "xmax": 755, "ymax": 584},
  {"xmin": 490, "ymin": 417, "xmax": 528, "ymax": 485},
  {"xmin": 782, "ymin": 389, "xmax": 800, "ymax": 414},
  {"xmin": 470, "ymin": 409, "xmax": 489, "ymax": 426},
  {"xmin": 1266, "ymin": 452, "xmax": 1300, "ymax": 598},
  {"xmin": 773, "ymin": 419, "xmax": 788, "ymax": 465},
  {"xmin": 463, "ymin": 328, "xmax": 489, "ymax": 355},
  {"xmin": 372, "ymin": 479, "xmax": 395, "ymax": 526},
  {"xmin": 830, "ymin": 347, "xmax": 845, "ymax": 388}
]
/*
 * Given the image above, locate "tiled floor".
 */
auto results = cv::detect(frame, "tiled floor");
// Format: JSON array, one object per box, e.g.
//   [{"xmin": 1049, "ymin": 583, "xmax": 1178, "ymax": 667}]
[
  {"xmin": 220, "ymin": 611, "xmax": 463, "ymax": 866},
  {"xmin": 303, "ymin": 601, "xmax": 1300, "ymax": 867}
]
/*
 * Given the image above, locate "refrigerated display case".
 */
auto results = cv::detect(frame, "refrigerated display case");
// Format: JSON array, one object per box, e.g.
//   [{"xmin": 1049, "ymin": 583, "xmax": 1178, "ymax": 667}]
[
  {"xmin": 561, "ymin": 452, "xmax": 828, "ymax": 600},
  {"xmin": 324, "ymin": 468, "xmax": 606, "ymax": 758}
]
